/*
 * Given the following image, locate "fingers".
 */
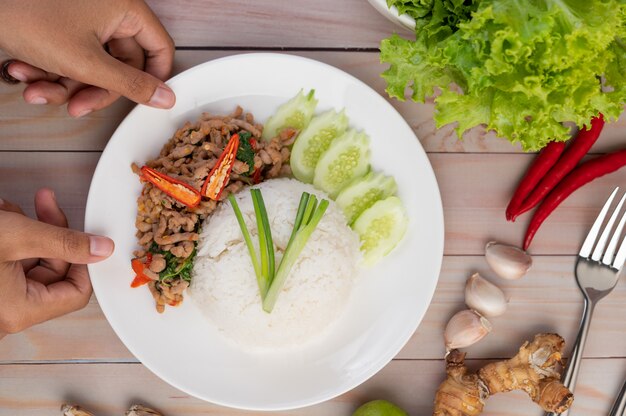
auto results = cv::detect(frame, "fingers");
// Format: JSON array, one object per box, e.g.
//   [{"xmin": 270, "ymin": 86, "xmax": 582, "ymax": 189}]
[
  {"xmin": 108, "ymin": 37, "xmax": 146, "ymax": 71},
  {"xmin": 80, "ymin": 48, "xmax": 175, "ymax": 109},
  {"xmin": 26, "ymin": 266, "xmax": 64, "ymax": 286},
  {"xmin": 23, "ymin": 81, "xmax": 71, "ymax": 106},
  {"xmin": 67, "ymin": 86, "xmax": 120, "ymax": 118},
  {"xmin": 0, "ymin": 198, "xmax": 37, "ymax": 271},
  {"xmin": 66, "ymin": 37, "xmax": 156, "ymax": 116},
  {"xmin": 23, "ymin": 78, "xmax": 85, "ymax": 107},
  {"xmin": 5, "ymin": 60, "xmax": 60, "ymax": 84},
  {"xmin": 34, "ymin": 188, "xmax": 70, "ymax": 277},
  {"xmin": 26, "ymin": 264, "xmax": 92, "ymax": 325},
  {"xmin": 124, "ymin": 1, "xmax": 175, "ymax": 81},
  {"xmin": 0, "ymin": 211, "xmax": 114, "ymax": 264},
  {"xmin": 0, "ymin": 197, "xmax": 25, "ymax": 215},
  {"xmin": 1, "ymin": 264, "xmax": 92, "ymax": 333}
]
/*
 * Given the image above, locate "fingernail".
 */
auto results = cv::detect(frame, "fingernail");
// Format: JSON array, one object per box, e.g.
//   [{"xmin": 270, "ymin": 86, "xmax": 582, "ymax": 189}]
[
  {"xmin": 89, "ymin": 236, "xmax": 114, "ymax": 257},
  {"xmin": 0, "ymin": 198, "xmax": 4, "ymax": 206},
  {"xmin": 75, "ymin": 108, "xmax": 92, "ymax": 118},
  {"xmin": 148, "ymin": 84, "xmax": 175, "ymax": 109},
  {"xmin": 29, "ymin": 96, "xmax": 47, "ymax": 105},
  {"xmin": 7, "ymin": 67, "xmax": 27, "ymax": 82}
]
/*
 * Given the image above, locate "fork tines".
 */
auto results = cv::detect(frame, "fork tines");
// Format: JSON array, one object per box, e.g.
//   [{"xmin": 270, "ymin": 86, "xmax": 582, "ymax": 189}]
[{"xmin": 579, "ymin": 187, "xmax": 626, "ymax": 270}]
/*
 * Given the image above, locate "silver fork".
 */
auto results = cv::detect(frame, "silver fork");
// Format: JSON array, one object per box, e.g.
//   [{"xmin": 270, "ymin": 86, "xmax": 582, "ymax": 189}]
[
  {"xmin": 609, "ymin": 378, "xmax": 626, "ymax": 416},
  {"xmin": 545, "ymin": 187, "xmax": 626, "ymax": 416}
]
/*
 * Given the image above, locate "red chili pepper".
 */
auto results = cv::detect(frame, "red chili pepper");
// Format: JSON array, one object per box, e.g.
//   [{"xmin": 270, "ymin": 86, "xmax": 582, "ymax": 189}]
[
  {"xmin": 140, "ymin": 166, "xmax": 201, "ymax": 208},
  {"xmin": 252, "ymin": 167, "xmax": 262, "ymax": 184},
  {"xmin": 249, "ymin": 137, "xmax": 257, "ymax": 150},
  {"xmin": 506, "ymin": 141, "xmax": 566, "ymax": 221},
  {"xmin": 201, "ymin": 133, "xmax": 240, "ymax": 200},
  {"xmin": 512, "ymin": 114, "xmax": 605, "ymax": 220},
  {"xmin": 523, "ymin": 149, "xmax": 626, "ymax": 250},
  {"xmin": 131, "ymin": 258, "xmax": 153, "ymax": 288}
]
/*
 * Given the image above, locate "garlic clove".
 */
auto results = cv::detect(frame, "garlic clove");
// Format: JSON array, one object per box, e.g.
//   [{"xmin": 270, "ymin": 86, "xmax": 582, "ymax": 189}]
[
  {"xmin": 485, "ymin": 241, "xmax": 532, "ymax": 280},
  {"xmin": 126, "ymin": 405, "xmax": 163, "ymax": 416},
  {"xmin": 465, "ymin": 273, "xmax": 508, "ymax": 317},
  {"xmin": 444, "ymin": 309, "xmax": 492, "ymax": 350},
  {"xmin": 61, "ymin": 405, "xmax": 95, "ymax": 416}
]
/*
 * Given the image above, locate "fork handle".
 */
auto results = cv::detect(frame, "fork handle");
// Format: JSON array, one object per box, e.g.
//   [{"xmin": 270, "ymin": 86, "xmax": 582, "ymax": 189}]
[
  {"xmin": 544, "ymin": 297, "xmax": 595, "ymax": 416},
  {"xmin": 609, "ymin": 378, "xmax": 626, "ymax": 416}
]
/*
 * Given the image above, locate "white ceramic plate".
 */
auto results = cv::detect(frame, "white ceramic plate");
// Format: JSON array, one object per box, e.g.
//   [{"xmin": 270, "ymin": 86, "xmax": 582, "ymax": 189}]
[
  {"xmin": 367, "ymin": 0, "xmax": 416, "ymax": 31},
  {"xmin": 85, "ymin": 53, "xmax": 443, "ymax": 411}
]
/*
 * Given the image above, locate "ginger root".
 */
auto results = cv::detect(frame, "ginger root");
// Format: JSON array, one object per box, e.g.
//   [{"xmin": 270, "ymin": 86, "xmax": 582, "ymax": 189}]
[{"xmin": 433, "ymin": 333, "xmax": 573, "ymax": 416}]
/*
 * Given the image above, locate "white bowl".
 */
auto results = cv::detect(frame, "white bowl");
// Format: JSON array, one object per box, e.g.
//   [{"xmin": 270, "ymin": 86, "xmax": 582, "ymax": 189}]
[{"xmin": 367, "ymin": 0, "xmax": 416, "ymax": 31}]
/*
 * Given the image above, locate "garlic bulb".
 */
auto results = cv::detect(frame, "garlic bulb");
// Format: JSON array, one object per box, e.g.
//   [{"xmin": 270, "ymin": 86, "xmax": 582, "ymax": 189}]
[
  {"xmin": 465, "ymin": 273, "xmax": 507, "ymax": 317},
  {"xmin": 444, "ymin": 309, "xmax": 492, "ymax": 350},
  {"xmin": 485, "ymin": 241, "xmax": 532, "ymax": 280}
]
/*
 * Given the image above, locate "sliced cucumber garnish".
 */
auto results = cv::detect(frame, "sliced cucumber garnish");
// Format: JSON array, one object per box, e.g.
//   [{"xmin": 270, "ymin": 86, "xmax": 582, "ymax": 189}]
[
  {"xmin": 353, "ymin": 196, "xmax": 408, "ymax": 267},
  {"xmin": 262, "ymin": 89, "xmax": 318, "ymax": 141},
  {"xmin": 291, "ymin": 109, "xmax": 349, "ymax": 183},
  {"xmin": 313, "ymin": 130, "xmax": 371, "ymax": 198},
  {"xmin": 336, "ymin": 172, "xmax": 398, "ymax": 225}
]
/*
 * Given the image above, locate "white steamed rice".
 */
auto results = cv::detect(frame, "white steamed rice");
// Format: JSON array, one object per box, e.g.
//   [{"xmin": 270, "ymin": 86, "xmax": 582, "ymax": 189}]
[{"xmin": 189, "ymin": 178, "xmax": 361, "ymax": 350}]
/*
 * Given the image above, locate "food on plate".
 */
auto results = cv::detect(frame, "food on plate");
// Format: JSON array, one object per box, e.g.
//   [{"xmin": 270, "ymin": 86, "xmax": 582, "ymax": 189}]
[
  {"xmin": 508, "ymin": 115, "xmax": 605, "ymax": 221},
  {"xmin": 523, "ymin": 149, "xmax": 626, "ymax": 249},
  {"xmin": 130, "ymin": 107, "xmax": 293, "ymax": 312},
  {"xmin": 313, "ymin": 129, "xmax": 371, "ymax": 198},
  {"xmin": 336, "ymin": 171, "xmax": 398, "ymax": 225},
  {"xmin": 190, "ymin": 178, "xmax": 360, "ymax": 349},
  {"xmin": 130, "ymin": 89, "xmax": 410, "ymax": 316},
  {"xmin": 434, "ymin": 334, "xmax": 574, "ymax": 415},
  {"xmin": 464, "ymin": 273, "xmax": 507, "ymax": 318},
  {"xmin": 200, "ymin": 132, "xmax": 241, "ymax": 200},
  {"xmin": 291, "ymin": 109, "xmax": 349, "ymax": 183},
  {"xmin": 288, "ymin": 100, "xmax": 407, "ymax": 266},
  {"xmin": 261, "ymin": 89, "xmax": 317, "ymax": 141},
  {"xmin": 380, "ymin": 0, "xmax": 626, "ymax": 151},
  {"xmin": 352, "ymin": 399, "xmax": 408, "ymax": 416},
  {"xmin": 353, "ymin": 196, "xmax": 408, "ymax": 267},
  {"xmin": 484, "ymin": 241, "xmax": 532, "ymax": 280},
  {"xmin": 443, "ymin": 309, "xmax": 492, "ymax": 351},
  {"xmin": 229, "ymin": 188, "xmax": 330, "ymax": 312}
]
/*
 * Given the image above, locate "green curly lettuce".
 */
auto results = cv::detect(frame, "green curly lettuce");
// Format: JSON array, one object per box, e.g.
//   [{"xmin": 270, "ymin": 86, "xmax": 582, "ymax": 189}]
[{"xmin": 381, "ymin": 0, "xmax": 626, "ymax": 151}]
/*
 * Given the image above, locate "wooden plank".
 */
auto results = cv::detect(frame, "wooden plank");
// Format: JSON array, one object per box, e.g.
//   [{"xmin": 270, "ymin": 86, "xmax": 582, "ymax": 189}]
[
  {"xmin": 145, "ymin": 0, "xmax": 400, "ymax": 48},
  {"xmin": 3, "ymin": 151, "xmax": 626, "ymax": 255},
  {"xmin": 0, "ymin": 359, "xmax": 624, "ymax": 415},
  {"xmin": 1, "ymin": 254, "xmax": 624, "ymax": 362},
  {"xmin": 2, "ymin": 50, "xmax": 624, "ymax": 153}
]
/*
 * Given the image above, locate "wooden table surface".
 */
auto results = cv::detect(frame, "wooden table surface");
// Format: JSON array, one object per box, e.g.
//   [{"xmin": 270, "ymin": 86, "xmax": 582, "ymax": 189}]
[{"xmin": 1, "ymin": 1, "xmax": 625, "ymax": 415}]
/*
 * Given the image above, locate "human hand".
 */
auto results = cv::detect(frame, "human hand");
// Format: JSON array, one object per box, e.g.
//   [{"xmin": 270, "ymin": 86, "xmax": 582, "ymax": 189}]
[
  {"xmin": 0, "ymin": 0, "xmax": 175, "ymax": 117},
  {"xmin": 0, "ymin": 189, "xmax": 114, "ymax": 337}
]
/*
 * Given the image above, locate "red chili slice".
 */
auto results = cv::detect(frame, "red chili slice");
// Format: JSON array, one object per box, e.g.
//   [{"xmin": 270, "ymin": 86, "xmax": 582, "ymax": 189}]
[
  {"xmin": 140, "ymin": 166, "xmax": 201, "ymax": 208},
  {"xmin": 201, "ymin": 133, "xmax": 240, "ymax": 200},
  {"xmin": 130, "ymin": 258, "xmax": 153, "ymax": 288}
]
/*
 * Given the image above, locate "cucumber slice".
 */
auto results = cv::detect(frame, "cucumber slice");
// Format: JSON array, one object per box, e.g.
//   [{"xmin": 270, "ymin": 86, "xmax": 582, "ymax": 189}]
[
  {"xmin": 262, "ymin": 89, "xmax": 318, "ymax": 141},
  {"xmin": 353, "ymin": 196, "xmax": 408, "ymax": 267},
  {"xmin": 291, "ymin": 109, "xmax": 349, "ymax": 183},
  {"xmin": 313, "ymin": 130, "xmax": 371, "ymax": 198},
  {"xmin": 336, "ymin": 172, "xmax": 398, "ymax": 225}
]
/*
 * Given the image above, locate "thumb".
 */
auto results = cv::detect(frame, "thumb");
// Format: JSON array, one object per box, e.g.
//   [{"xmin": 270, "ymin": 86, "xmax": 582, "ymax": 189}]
[
  {"xmin": 0, "ymin": 211, "xmax": 114, "ymax": 264},
  {"xmin": 75, "ymin": 47, "xmax": 175, "ymax": 109}
]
